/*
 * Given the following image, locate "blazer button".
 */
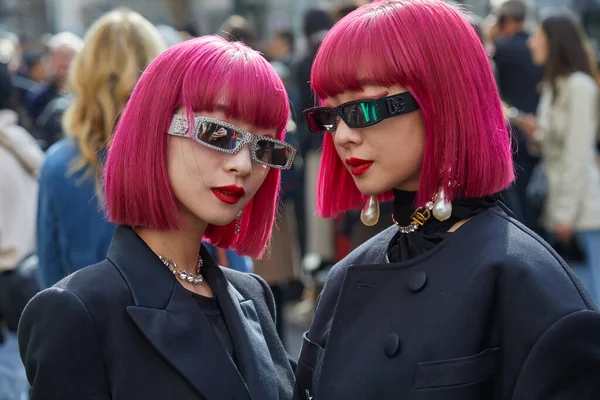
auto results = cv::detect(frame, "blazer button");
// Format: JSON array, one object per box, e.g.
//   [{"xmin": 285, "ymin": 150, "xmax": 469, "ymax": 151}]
[
  {"xmin": 408, "ymin": 271, "xmax": 427, "ymax": 292},
  {"xmin": 384, "ymin": 333, "xmax": 401, "ymax": 357}
]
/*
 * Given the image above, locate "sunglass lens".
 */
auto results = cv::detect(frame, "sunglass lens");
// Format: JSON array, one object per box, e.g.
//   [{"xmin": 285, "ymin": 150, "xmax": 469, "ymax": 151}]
[
  {"xmin": 197, "ymin": 122, "xmax": 239, "ymax": 150},
  {"xmin": 306, "ymin": 110, "xmax": 336, "ymax": 133},
  {"xmin": 342, "ymin": 102, "xmax": 379, "ymax": 127},
  {"xmin": 255, "ymin": 139, "xmax": 291, "ymax": 168}
]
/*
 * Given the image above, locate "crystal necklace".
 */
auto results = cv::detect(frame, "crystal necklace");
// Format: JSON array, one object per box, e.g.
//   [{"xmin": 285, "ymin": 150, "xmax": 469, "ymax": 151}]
[{"xmin": 159, "ymin": 255, "xmax": 204, "ymax": 285}]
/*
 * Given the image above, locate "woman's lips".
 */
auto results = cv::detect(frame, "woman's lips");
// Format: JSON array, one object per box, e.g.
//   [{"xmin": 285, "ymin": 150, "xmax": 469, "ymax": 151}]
[
  {"xmin": 345, "ymin": 157, "xmax": 374, "ymax": 176},
  {"xmin": 211, "ymin": 185, "xmax": 245, "ymax": 204}
]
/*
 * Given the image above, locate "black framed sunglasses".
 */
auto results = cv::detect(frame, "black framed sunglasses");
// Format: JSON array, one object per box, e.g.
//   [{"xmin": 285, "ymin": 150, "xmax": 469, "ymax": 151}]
[
  {"xmin": 167, "ymin": 115, "xmax": 297, "ymax": 170},
  {"xmin": 303, "ymin": 92, "xmax": 420, "ymax": 134}
]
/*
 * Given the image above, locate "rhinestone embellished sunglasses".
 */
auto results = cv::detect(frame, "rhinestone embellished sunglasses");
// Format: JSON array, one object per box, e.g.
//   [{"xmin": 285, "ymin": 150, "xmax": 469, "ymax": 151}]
[
  {"xmin": 167, "ymin": 115, "xmax": 297, "ymax": 170},
  {"xmin": 303, "ymin": 92, "xmax": 420, "ymax": 134}
]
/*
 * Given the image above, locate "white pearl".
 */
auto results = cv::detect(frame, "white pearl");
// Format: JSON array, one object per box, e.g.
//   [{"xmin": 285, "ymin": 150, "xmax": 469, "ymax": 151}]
[
  {"xmin": 433, "ymin": 187, "xmax": 452, "ymax": 221},
  {"xmin": 360, "ymin": 195, "xmax": 380, "ymax": 226}
]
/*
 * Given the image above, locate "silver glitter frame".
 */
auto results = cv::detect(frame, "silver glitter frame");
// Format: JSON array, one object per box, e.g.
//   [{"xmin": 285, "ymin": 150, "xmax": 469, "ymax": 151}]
[{"xmin": 167, "ymin": 115, "xmax": 297, "ymax": 170}]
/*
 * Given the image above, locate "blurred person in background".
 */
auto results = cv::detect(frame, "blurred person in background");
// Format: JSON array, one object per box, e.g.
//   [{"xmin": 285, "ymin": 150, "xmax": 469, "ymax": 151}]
[
  {"xmin": 493, "ymin": 0, "xmax": 544, "ymax": 113},
  {"xmin": 492, "ymin": 0, "xmax": 545, "ymax": 233},
  {"xmin": 0, "ymin": 61, "xmax": 43, "ymax": 400},
  {"xmin": 296, "ymin": 9, "xmax": 333, "ymax": 158},
  {"xmin": 22, "ymin": 53, "xmax": 49, "ymax": 84},
  {"xmin": 268, "ymin": 30, "xmax": 295, "ymax": 67},
  {"xmin": 468, "ymin": 10, "xmax": 526, "ymax": 224},
  {"xmin": 25, "ymin": 32, "xmax": 83, "ymax": 150},
  {"xmin": 0, "ymin": 34, "xmax": 36, "ymax": 138},
  {"xmin": 258, "ymin": 47, "xmax": 304, "ymax": 343},
  {"xmin": 36, "ymin": 9, "xmax": 165, "ymax": 289},
  {"xmin": 0, "ymin": 33, "xmax": 21, "ymax": 74},
  {"xmin": 12, "ymin": 52, "xmax": 49, "ymax": 138},
  {"xmin": 262, "ymin": 29, "xmax": 306, "ymax": 344},
  {"xmin": 19, "ymin": 35, "xmax": 296, "ymax": 400},
  {"xmin": 523, "ymin": 10, "xmax": 600, "ymax": 303},
  {"xmin": 295, "ymin": 8, "xmax": 337, "ymax": 272},
  {"xmin": 268, "ymin": 30, "xmax": 297, "ymax": 106},
  {"xmin": 267, "ymin": 30, "xmax": 305, "ymax": 262},
  {"xmin": 252, "ymin": 196, "xmax": 302, "ymax": 345},
  {"xmin": 156, "ymin": 24, "xmax": 186, "ymax": 48},
  {"xmin": 331, "ymin": 0, "xmax": 369, "ymax": 22},
  {"xmin": 217, "ymin": 15, "xmax": 257, "ymax": 49}
]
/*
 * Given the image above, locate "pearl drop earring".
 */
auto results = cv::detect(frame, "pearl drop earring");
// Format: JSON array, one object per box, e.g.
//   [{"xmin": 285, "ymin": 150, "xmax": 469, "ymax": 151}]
[
  {"xmin": 360, "ymin": 195, "xmax": 380, "ymax": 226},
  {"xmin": 432, "ymin": 186, "xmax": 452, "ymax": 221}
]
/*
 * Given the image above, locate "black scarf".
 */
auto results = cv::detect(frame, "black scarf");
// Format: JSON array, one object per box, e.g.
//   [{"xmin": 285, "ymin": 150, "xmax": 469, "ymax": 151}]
[{"xmin": 387, "ymin": 190, "xmax": 497, "ymax": 262}]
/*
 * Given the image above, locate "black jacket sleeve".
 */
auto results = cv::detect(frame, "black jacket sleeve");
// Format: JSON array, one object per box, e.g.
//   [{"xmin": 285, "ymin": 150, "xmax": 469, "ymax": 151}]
[
  {"xmin": 18, "ymin": 288, "xmax": 111, "ymax": 399},
  {"xmin": 512, "ymin": 309, "xmax": 600, "ymax": 399},
  {"xmin": 250, "ymin": 273, "xmax": 298, "ymax": 371}
]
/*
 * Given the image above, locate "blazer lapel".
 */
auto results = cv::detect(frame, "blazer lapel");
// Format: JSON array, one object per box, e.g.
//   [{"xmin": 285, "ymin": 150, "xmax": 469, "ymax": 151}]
[
  {"xmin": 108, "ymin": 226, "xmax": 252, "ymax": 400},
  {"xmin": 204, "ymin": 253, "xmax": 279, "ymax": 400}
]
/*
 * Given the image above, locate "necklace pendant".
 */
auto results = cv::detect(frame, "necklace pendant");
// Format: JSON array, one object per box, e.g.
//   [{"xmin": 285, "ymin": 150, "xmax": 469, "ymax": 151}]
[
  {"xmin": 392, "ymin": 194, "xmax": 436, "ymax": 233},
  {"xmin": 411, "ymin": 208, "xmax": 431, "ymax": 226}
]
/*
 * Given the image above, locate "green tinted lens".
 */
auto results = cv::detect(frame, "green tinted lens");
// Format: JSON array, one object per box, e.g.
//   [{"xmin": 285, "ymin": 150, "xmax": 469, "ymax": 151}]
[{"xmin": 342, "ymin": 102, "xmax": 380, "ymax": 127}]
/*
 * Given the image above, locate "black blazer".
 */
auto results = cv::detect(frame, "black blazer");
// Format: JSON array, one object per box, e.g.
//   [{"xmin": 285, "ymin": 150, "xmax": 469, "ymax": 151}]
[
  {"xmin": 295, "ymin": 207, "xmax": 600, "ymax": 400},
  {"xmin": 18, "ymin": 226, "xmax": 295, "ymax": 400}
]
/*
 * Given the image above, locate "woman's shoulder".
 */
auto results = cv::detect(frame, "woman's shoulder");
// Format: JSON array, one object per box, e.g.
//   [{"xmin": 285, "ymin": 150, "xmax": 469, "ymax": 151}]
[
  {"xmin": 478, "ymin": 209, "xmax": 570, "ymax": 267},
  {"xmin": 222, "ymin": 268, "xmax": 267, "ymax": 298},
  {"xmin": 564, "ymin": 72, "xmax": 598, "ymax": 95},
  {"xmin": 36, "ymin": 259, "xmax": 130, "ymax": 312},
  {"xmin": 483, "ymin": 209, "xmax": 567, "ymax": 262},
  {"xmin": 40, "ymin": 138, "xmax": 79, "ymax": 182},
  {"xmin": 327, "ymin": 225, "xmax": 397, "ymax": 281},
  {"xmin": 478, "ymin": 209, "xmax": 593, "ymax": 308},
  {"xmin": 221, "ymin": 268, "xmax": 279, "ymax": 320}
]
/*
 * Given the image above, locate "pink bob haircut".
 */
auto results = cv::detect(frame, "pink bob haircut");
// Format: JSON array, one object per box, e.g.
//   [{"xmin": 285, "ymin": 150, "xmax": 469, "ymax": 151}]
[
  {"xmin": 313, "ymin": 0, "xmax": 515, "ymax": 218},
  {"xmin": 103, "ymin": 36, "xmax": 290, "ymax": 258}
]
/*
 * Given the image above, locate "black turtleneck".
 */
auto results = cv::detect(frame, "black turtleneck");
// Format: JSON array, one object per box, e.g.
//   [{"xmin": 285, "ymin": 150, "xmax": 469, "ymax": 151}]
[{"xmin": 387, "ymin": 190, "xmax": 497, "ymax": 262}]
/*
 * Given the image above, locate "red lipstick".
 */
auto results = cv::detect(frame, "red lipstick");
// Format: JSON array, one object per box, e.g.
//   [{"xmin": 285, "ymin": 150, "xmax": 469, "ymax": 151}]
[
  {"xmin": 211, "ymin": 185, "xmax": 245, "ymax": 204},
  {"xmin": 345, "ymin": 157, "xmax": 373, "ymax": 176}
]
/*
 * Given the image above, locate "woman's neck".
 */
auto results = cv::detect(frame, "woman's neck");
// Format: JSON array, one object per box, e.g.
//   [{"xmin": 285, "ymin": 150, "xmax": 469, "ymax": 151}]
[
  {"xmin": 392, "ymin": 189, "xmax": 418, "ymax": 226},
  {"xmin": 134, "ymin": 219, "xmax": 207, "ymax": 275}
]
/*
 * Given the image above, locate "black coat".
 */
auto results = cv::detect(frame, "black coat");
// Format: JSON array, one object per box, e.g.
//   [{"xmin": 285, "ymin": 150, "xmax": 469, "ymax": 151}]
[
  {"xmin": 18, "ymin": 226, "xmax": 295, "ymax": 400},
  {"xmin": 493, "ymin": 32, "xmax": 544, "ymax": 115},
  {"xmin": 295, "ymin": 207, "xmax": 600, "ymax": 400}
]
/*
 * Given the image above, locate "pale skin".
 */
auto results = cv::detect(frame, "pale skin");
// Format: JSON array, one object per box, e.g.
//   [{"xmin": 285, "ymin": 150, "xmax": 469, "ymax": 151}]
[
  {"xmin": 51, "ymin": 44, "xmax": 78, "ymax": 92},
  {"xmin": 325, "ymin": 84, "xmax": 469, "ymax": 232},
  {"xmin": 135, "ymin": 110, "xmax": 275, "ymax": 298},
  {"xmin": 325, "ymin": 85, "xmax": 425, "ymax": 195}
]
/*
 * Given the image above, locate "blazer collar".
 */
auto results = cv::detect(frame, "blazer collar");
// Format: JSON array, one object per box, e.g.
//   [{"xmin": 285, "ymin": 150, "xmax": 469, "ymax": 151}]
[
  {"xmin": 217, "ymin": 276, "xmax": 279, "ymax": 400},
  {"xmin": 107, "ymin": 226, "xmax": 269, "ymax": 400}
]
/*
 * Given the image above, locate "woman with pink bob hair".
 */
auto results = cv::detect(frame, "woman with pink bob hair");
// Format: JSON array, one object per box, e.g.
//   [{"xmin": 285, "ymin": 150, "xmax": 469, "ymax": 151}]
[
  {"xmin": 295, "ymin": 1, "xmax": 600, "ymax": 399},
  {"xmin": 18, "ymin": 36, "xmax": 296, "ymax": 400}
]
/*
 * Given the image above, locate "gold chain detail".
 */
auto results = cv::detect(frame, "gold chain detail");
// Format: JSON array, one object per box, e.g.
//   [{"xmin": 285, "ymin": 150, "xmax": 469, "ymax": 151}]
[{"xmin": 411, "ymin": 208, "xmax": 431, "ymax": 226}]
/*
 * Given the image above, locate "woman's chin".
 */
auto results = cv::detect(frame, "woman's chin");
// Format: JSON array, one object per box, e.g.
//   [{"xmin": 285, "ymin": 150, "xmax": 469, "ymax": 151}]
[
  {"xmin": 207, "ymin": 218, "xmax": 235, "ymax": 227},
  {"xmin": 355, "ymin": 182, "xmax": 392, "ymax": 197}
]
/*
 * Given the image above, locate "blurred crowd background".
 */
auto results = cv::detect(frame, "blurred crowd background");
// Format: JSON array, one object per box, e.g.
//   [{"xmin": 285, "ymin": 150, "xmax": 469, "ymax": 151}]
[{"xmin": 3, "ymin": 0, "xmax": 600, "ymax": 397}]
